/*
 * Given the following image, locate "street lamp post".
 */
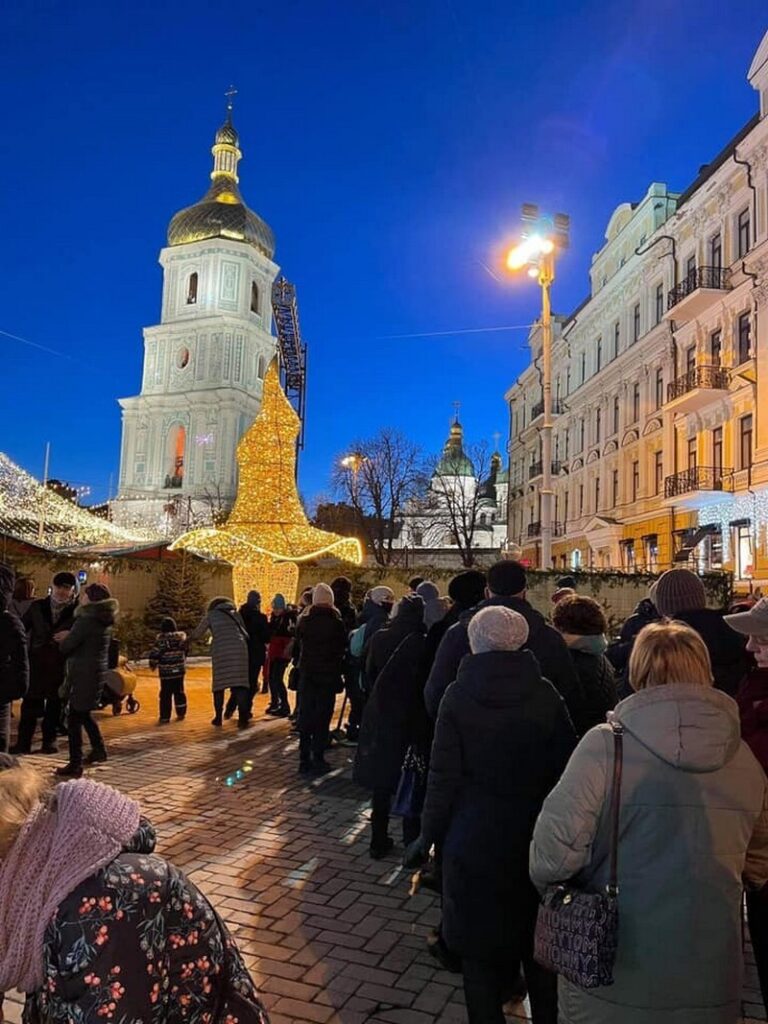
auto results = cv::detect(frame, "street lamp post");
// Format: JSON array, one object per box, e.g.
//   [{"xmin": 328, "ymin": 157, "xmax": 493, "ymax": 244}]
[{"xmin": 506, "ymin": 207, "xmax": 569, "ymax": 570}]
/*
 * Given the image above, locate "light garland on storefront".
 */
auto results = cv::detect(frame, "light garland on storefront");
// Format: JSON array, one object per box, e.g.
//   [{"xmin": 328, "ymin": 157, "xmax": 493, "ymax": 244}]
[
  {"xmin": 171, "ymin": 360, "xmax": 363, "ymax": 602},
  {"xmin": 697, "ymin": 489, "xmax": 767, "ymax": 567}
]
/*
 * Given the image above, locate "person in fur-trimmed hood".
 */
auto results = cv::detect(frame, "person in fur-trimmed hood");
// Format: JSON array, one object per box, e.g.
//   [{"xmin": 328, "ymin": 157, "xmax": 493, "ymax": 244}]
[
  {"xmin": 55, "ymin": 583, "xmax": 118, "ymax": 778},
  {"xmin": 148, "ymin": 617, "xmax": 188, "ymax": 724}
]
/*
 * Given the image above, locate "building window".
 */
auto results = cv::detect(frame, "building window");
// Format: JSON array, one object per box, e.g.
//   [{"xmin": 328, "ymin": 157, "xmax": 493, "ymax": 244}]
[
  {"xmin": 710, "ymin": 329, "xmax": 722, "ymax": 366},
  {"xmin": 740, "ymin": 414, "xmax": 753, "ymax": 470},
  {"xmin": 566, "ymin": 369, "xmax": 571, "ymax": 395},
  {"xmin": 685, "ymin": 254, "xmax": 696, "ymax": 282},
  {"xmin": 581, "ymin": 351, "xmax": 587, "ymax": 383},
  {"xmin": 165, "ymin": 425, "xmax": 186, "ymax": 488},
  {"xmin": 564, "ymin": 431, "xmax": 569, "ymax": 459},
  {"xmin": 578, "ymin": 484, "xmax": 584, "ymax": 517},
  {"xmin": 734, "ymin": 523, "xmax": 754, "ymax": 580},
  {"xmin": 595, "ymin": 407, "xmax": 602, "ymax": 443},
  {"xmin": 631, "ymin": 460, "xmax": 639, "ymax": 501},
  {"xmin": 737, "ymin": 207, "xmax": 751, "ymax": 259},
  {"xmin": 613, "ymin": 321, "xmax": 620, "ymax": 359},
  {"xmin": 713, "ymin": 426, "xmax": 723, "ymax": 478},
  {"xmin": 655, "ymin": 282, "xmax": 664, "ymax": 325},
  {"xmin": 710, "ymin": 232, "xmax": 722, "ymax": 270},
  {"xmin": 702, "ymin": 528, "xmax": 724, "ymax": 572},
  {"xmin": 633, "ymin": 303, "xmax": 641, "ymax": 343},
  {"xmin": 596, "ymin": 337, "xmax": 602, "ymax": 372},
  {"xmin": 622, "ymin": 539, "xmax": 636, "ymax": 570},
  {"xmin": 186, "ymin": 272, "xmax": 198, "ymax": 305},
  {"xmin": 612, "ymin": 468, "xmax": 619, "ymax": 506},
  {"xmin": 564, "ymin": 490, "xmax": 569, "ymax": 524},
  {"xmin": 686, "ymin": 344, "xmax": 696, "ymax": 373},
  {"xmin": 687, "ymin": 437, "xmax": 697, "ymax": 471},
  {"xmin": 578, "ymin": 419, "xmax": 585, "ymax": 452},
  {"xmin": 738, "ymin": 312, "xmax": 752, "ymax": 364},
  {"xmin": 632, "ymin": 382, "xmax": 640, "ymax": 423},
  {"xmin": 250, "ymin": 281, "xmax": 260, "ymax": 313},
  {"xmin": 654, "ymin": 451, "xmax": 663, "ymax": 494},
  {"xmin": 594, "ymin": 476, "xmax": 601, "ymax": 512},
  {"xmin": 644, "ymin": 534, "xmax": 659, "ymax": 572},
  {"xmin": 613, "ymin": 396, "xmax": 620, "ymax": 435},
  {"xmin": 655, "ymin": 368, "xmax": 664, "ymax": 409}
]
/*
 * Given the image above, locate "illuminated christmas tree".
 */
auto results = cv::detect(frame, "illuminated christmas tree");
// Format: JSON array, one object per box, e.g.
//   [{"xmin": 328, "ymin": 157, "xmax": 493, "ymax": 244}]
[{"xmin": 170, "ymin": 360, "xmax": 362, "ymax": 603}]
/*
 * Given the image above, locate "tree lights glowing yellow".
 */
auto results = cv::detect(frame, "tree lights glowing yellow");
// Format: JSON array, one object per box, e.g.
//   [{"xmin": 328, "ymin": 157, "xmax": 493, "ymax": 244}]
[{"xmin": 170, "ymin": 360, "xmax": 363, "ymax": 603}]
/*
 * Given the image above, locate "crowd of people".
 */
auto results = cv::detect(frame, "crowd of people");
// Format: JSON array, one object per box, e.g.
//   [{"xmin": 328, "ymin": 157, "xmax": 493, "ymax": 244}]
[{"xmin": 3, "ymin": 558, "xmax": 768, "ymax": 1023}]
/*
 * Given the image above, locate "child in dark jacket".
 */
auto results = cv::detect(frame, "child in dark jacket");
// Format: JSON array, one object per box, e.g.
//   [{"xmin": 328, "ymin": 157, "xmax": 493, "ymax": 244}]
[{"xmin": 148, "ymin": 617, "xmax": 188, "ymax": 724}]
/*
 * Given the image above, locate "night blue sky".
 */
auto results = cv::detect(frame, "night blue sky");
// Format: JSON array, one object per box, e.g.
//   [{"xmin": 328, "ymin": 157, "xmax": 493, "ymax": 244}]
[{"xmin": 1, "ymin": 1, "xmax": 765, "ymax": 504}]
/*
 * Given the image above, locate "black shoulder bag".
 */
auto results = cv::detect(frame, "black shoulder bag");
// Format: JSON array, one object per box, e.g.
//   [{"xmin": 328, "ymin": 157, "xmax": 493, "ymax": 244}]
[{"xmin": 534, "ymin": 722, "xmax": 623, "ymax": 989}]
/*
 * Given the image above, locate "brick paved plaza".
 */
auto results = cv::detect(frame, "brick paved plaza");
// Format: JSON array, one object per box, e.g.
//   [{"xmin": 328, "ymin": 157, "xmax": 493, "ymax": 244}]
[{"xmin": 5, "ymin": 667, "xmax": 767, "ymax": 1024}]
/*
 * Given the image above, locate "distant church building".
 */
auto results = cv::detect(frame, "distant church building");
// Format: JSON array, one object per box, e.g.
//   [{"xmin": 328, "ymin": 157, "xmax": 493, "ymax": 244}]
[
  {"xmin": 394, "ymin": 418, "xmax": 509, "ymax": 556},
  {"xmin": 112, "ymin": 103, "xmax": 278, "ymax": 531}
]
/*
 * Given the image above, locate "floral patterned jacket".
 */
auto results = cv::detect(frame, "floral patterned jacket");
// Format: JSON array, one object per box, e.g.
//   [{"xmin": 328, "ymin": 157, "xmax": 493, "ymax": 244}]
[{"xmin": 23, "ymin": 820, "xmax": 269, "ymax": 1024}]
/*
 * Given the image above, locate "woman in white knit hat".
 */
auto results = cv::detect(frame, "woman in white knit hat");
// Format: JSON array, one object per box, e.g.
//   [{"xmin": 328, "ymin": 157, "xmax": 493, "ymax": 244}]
[{"xmin": 410, "ymin": 605, "xmax": 576, "ymax": 1024}]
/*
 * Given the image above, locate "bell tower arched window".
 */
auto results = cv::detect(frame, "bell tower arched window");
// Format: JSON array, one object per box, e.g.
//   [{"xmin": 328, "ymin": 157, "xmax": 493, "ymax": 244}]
[
  {"xmin": 250, "ymin": 281, "xmax": 260, "ymax": 313},
  {"xmin": 165, "ymin": 425, "xmax": 186, "ymax": 488},
  {"xmin": 187, "ymin": 272, "xmax": 198, "ymax": 305}
]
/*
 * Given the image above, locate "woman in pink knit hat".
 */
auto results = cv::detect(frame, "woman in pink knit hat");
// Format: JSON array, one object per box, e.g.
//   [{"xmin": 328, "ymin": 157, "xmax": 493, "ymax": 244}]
[{"xmin": 0, "ymin": 756, "xmax": 269, "ymax": 1024}]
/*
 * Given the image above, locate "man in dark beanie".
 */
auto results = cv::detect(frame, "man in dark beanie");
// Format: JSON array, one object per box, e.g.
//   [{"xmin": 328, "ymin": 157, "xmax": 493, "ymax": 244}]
[
  {"xmin": 654, "ymin": 567, "xmax": 748, "ymax": 696},
  {"xmin": 13, "ymin": 571, "xmax": 77, "ymax": 755},
  {"xmin": 424, "ymin": 560, "xmax": 578, "ymax": 720},
  {"xmin": 425, "ymin": 570, "xmax": 487, "ymax": 668},
  {"xmin": 0, "ymin": 564, "xmax": 29, "ymax": 752}
]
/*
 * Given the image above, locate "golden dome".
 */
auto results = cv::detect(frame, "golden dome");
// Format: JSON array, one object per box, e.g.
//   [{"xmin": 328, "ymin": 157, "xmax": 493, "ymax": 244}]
[{"xmin": 167, "ymin": 117, "xmax": 275, "ymax": 258}]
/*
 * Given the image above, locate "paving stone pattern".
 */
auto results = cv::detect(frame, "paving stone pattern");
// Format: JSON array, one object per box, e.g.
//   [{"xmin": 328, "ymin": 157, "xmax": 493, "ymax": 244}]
[{"xmin": 4, "ymin": 667, "xmax": 766, "ymax": 1024}]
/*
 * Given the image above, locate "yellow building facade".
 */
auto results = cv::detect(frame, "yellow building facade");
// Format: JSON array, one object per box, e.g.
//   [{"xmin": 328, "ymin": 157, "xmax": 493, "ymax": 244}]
[{"xmin": 505, "ymin": 30, "xmax": 768, "ymax": 587}]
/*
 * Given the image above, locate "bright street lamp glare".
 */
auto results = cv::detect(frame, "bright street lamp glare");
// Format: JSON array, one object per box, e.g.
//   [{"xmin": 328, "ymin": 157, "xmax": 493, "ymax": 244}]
[
  {"xmin": 527, "ymin": 266, "xmax": 539, "ymax": 278},
  {"xmin": 506, "ymin": 246, "xmax": 526, "ymax": 271},
  {"xmin": 540, "ymin": 238, "xmax": 555, "ymax": 254}
]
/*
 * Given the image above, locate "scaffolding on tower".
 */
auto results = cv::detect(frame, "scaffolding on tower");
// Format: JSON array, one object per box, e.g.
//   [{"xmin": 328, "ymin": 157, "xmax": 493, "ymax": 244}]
[{"xmin": 271, "ymin": 277, "xmax": 307, "ymax": 451}]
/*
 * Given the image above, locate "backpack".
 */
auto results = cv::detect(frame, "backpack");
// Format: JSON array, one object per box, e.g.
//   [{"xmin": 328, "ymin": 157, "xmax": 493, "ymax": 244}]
[{"xmin": 349, "ymin": 625, "xmax": 366, "ymax": 660}]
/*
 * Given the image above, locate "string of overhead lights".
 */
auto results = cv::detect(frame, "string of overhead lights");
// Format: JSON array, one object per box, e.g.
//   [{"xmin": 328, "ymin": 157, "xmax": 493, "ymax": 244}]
[
  {"xmin": 171, "ymin": 361, "xmax": 363, "ymax": 602},
  {"xmin": 0, "ymin": 452, "xmax": 152, "ymax": 551}
]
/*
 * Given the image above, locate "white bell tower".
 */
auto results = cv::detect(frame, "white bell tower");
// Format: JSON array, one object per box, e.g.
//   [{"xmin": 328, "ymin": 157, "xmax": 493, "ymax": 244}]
[{"xmin": 112, "ymin": 95, "xmax": 278, "ymax": 532}]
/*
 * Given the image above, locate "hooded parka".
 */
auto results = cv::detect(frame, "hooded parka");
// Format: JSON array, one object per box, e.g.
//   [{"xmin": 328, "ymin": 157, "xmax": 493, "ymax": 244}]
[
  {"xmin": 59, "ymin": 599, "xmax": 118, "ymax": 712},
  {"xmin": 530, "ymin": 683, "xmax": 768, "ymax": 1024}
]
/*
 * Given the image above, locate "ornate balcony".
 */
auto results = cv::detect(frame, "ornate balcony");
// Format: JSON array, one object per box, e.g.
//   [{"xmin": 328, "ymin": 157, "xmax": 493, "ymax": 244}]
[
  {"xmin": 664, "ymin": 266, "xmax": 731, "ymax": 322},
  {"xmin": 528, "ymin": 460, "xmax": 563, "ymax": 481},
  {"xmin": 663, "ymin": 466, "xmax": 734, "ymax": 509},
  {"xmin": 530, "ymin": 399, "xmax": 564, "ymax": 422},
  {"xmin": 666, "ymin": 364, "xmax": 730, "ymax": 414},
  {"xmin": 527, "ymin": 520, "xmax": 566, "ymax": 539}
]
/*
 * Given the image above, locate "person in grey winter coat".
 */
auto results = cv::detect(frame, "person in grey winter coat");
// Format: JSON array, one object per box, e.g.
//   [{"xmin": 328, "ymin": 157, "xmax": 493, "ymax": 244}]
[
  {"xmin": 189, "ymin": 597, "xmax": 250, "ymax": 727},
  {"xmin": 56, "ymin": 583, "xmax": 117, "ymax": 778},
  {"xmin": 530, "ymin": 621, "xmax": 768, "ymax": 1024},
  {"xmin": 424, "ymin": 561, "xmax": 579, "ymax": 721}
]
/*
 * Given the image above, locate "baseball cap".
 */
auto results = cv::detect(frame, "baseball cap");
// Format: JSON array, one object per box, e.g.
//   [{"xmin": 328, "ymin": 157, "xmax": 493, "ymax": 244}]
[{"xmin": 724, "ymin": 597, "xmax": 768, "ymax": 637}]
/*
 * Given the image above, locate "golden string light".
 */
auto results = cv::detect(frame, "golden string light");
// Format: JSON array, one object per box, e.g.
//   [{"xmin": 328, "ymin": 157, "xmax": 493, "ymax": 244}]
[
  {"xmin": 0, "ymin": 452, "xmax": 150, "ymax": 551},
  {"xmin": 171, "ymin": 360, "xmax": 363, "ymax": 602}
]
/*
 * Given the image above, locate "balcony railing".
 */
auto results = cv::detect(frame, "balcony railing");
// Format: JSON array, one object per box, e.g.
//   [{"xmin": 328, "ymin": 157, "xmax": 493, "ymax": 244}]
[
  {"xmin": 667, "ymin": 365, "xmax": 730, "ymax": 402},
  {"xmin": 667, "ymin": 266, "xmax": 730, "ymax": 311},
  {"xmin": 529, "ymin": 460, "xmax": 562, "ymax": 480},
  {"xmin": 530, "ymin": 399, "xmax": 564, "ymax": 421},
  {"xmin": 664, "ymin": 466, "xmax": 733, "ymax": 500},
  {"xmin": 527, "ymin": 520, "xmax": 566, "ymax": 538}
]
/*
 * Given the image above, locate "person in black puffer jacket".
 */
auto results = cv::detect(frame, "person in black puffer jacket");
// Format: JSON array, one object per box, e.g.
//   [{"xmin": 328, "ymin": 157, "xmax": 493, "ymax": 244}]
[
  {"xmin": 410, "ymin": 605, "xmax": 576, "ymax": 1024},
  {"xmin": 425, "ymin": 571, "xmax": 487, "ymax": 670},
  {"xmin": 295, "ymin": 584, "xmax": 347, "ymax": 774},
  {"xmin": 654, "ymin": 568, "xmax": 750, "ymax": 697},
  {"xmin": 552, "ymin": 594, "xmax": 618, "ymax": 736},
  {"xmin": 56, "ymin": 583, "xmax": 118, "ymax": 778},
  {"xmin": 0, "ymin": 563, "xmax": 29, "ymax": 753},
  {"xmin": 354, "ymin": 595, "xmax": 431, "ymax": 858},
  {"xmin": 424, "ymin": 561, "xmax": 579, "ymax": 722}
]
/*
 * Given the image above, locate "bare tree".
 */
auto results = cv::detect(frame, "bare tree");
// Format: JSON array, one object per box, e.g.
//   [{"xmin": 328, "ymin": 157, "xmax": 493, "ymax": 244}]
[
  {"xmin": 420, "ymin": 441, "xmax": 494, "ymax": 567},
  {"xmin": 333, "ymin": 430, "xmax": 426, "ymax": 566}
]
